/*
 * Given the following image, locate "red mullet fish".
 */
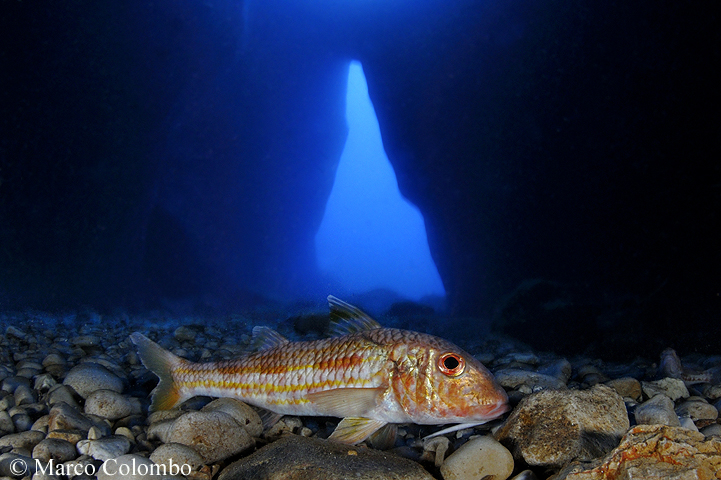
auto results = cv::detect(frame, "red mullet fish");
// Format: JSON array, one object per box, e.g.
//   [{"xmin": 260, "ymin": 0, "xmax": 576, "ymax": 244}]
[{"xmin": 131, "ymin": 296, "xmax": 509, "ymax": 444}]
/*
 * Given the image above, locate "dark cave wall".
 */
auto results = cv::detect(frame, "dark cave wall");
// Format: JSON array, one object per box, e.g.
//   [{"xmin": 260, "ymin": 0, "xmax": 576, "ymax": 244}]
[{"xmin": 1, "ymin": 0, "xmax": 719, "ymax": 347}]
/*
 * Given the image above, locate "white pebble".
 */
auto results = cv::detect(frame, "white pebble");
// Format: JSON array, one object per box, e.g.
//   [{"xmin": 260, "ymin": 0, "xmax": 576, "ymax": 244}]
[
  {"xmin": 77, "ymin": 435, "xmax": 131, "ymax": 461},
  {"xmin": 84, "ymin": 390, "xmax": 138, "ymax": 420},
  {"xmin": 63, "ymin": 363, "xmax": 123, "ymax": 399},
  {"xmin": 440, "ymin": 435, "xmax": 514, "ymax": 480}
]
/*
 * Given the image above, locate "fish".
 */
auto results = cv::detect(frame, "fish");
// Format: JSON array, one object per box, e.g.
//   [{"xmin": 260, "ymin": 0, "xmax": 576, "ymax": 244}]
[{"xmin": 130, "ymin": 295, "xmax": 509, "ymax": 444}]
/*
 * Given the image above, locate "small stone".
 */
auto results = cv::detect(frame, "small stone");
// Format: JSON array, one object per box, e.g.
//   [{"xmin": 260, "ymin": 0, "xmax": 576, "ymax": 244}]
[
  {"xmin": 42, "ymin": 353, "xmax": 67, "ymax": 368},
  {"xmin": 96, "ymin": 453, "xmax": 160, "ymax": 480},
  {"xmin": 641, "ymin": 377, "xmax": 689, "ymax": 402},
  {"xmin": 701, "ymin": 423, "xmax": 721, "ymax": 437},
  {"xmin": 173, "ymin": 326, "xmax": 197, "ymax": 342},
  {"xmin": 605, "ymin": 377, "xmax": 643, "ymax": 401},
  {"xmin": 63, "ymin": 363, "xmax": 123, "ymax": 399},
  {"xmin": 12, "ymin": 411, "xmax": 33, "ymax": 431},
  {"xmin": 77, "ymin": 435, "xmax": 131, "ymax": 461},
  {"xmin": 495, "ymin": 384, "xmax": 630, "ymax": 469},
  {"xmin": 14, "ymin": 384, "xmax": 37, "ymax": 405},
  {"xmin": 31, "ymin": 414, "xmax": 50, "ymax": 433},
  {"xmin": 201, "ymin": 398, "xmax": 263, "ymax": 437},
  {"xmin": 217, "ymin": 434, "xmax": 434, "ymax": 480},
  {"xmin": 6, "ymin": 325, "xmax": 27, "ymax": 340},
  {"xmin": 149, "ymin": 443, "xmax": 206, "ymax": 475},
  {"xmin": 635, "ymin": 394, "xmax": 681, "ymax": 427},
  {"xmin": 32, "ymin": 438, "xmax": 77, "ymax": 463},
  {"xmin": 168, "ymin": 411, "xmax": 255, "ymax": 463},
  {"xmin": 422, "ymin": 436, "xmax": 450, "ymax": 467},
  {"xmin": 704, "ymin": 383, "xmax": 721, "ymax": 400},
  {"xmin": 46, "ymin": 429, "xmax": 84, "ymax": 445},
  {"xmin": 147, "ymin": 419, "xmax": 175, "ymax": 443},
  {"xmin": 675, "ymin": 397, "xmax": 719, "ymax": 424},
  {"xmin": 0, "ymin": 391, "xmax": 16, "ymax": 410},
  {"xmin": 0, "ymin": 430, "xmax": 46, "ymax": 451},
  {"xmin": 2, "ymin": 375, "xmax": 31, "ymax": 394},
  {"xmin": 440, "ymin": 435, "xmax": 514, "ymax": 480},
  {"xmin": 47, "ymin": 385, "xmax": 79, "ymax": 408},
  {"xmin": 114, "ymin": 426, "xmax": 136, "ymax": 443},
  {"xmin": 494, "ymin": 369, "xmax": 566, "ymax": 393},
  {"xmin": 72, "ymin": 335, "xmax": 102, "ymax": 348},
  {"xmin": 84, "ymin": 390, "xmax": 139, "ymax": 420},
  {"xmin": 34, "ymin": 373, "xmax": 58, "ymax": 392},
  {"xmin": 0, "ymin": 410, "xmax": 15, "ymax": 434}
]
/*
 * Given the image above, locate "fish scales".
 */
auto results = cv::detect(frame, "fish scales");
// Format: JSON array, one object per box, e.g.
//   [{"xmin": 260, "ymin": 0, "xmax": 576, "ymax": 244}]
[
  {"xmin": 171, "ymin": 333, "xmax": 390, "ymax": 414},
  {"xmin": 130, "ymin": 295, "xmax": 509, "ymax": 444}
]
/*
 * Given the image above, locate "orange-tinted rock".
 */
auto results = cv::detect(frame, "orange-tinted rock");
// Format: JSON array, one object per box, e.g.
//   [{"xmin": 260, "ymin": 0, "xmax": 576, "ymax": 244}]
[{"xmin": 554, "ymin": 424, "xmax": 721, "ymax": 480}]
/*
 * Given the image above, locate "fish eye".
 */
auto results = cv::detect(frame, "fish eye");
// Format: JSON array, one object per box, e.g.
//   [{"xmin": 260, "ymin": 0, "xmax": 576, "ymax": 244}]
[{"xmin": 438, "ymin": 352, "xmax": 465, "ymax": 377}]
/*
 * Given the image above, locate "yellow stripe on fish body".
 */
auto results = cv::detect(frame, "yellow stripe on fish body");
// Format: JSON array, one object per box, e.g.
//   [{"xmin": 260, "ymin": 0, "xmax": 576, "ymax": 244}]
[{"xmin": 130, "ymin": 295, "xmax": 509, "ymax": 444}]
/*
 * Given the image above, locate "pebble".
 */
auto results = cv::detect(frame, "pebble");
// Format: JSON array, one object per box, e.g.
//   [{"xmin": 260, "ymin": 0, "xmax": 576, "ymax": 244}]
[
  {"xmin": 0, "ymin": 430, "xmax": 46, "ymax": 451},
  {"xmin": 218, "ymin": 434, "xmax": 434, "ymax": 480},
  {"xmin": 495, "ymin": 384, "xmax": 629, "ymax": 469},
  {"xmin": 200, "ymin": 397, "xmax": 263, "ymax": 437},
  {"xmin": 32, "ymin": 438, "xmax": 77, "ymax": 462},
  {"xmin": 63, "ymin": 363, "xmax": 123, "ymax": 399},
  {"xmin": 605, "ymin": 377, "xmax": 643, "ymax": 401},
  {"xmin": 174, "ymin": 326, "xmax": 198, "ymax": 342},
  {"xmin": 96, "ymin": 453, "xmax": 162, "ymax": 480},
  {"xmin": 675, "ymin": 397, "xmax": 719, "ymax": 425},
  {"xmin": 167, "ymin": 410, "xmax": 255, "ymax": 463},
  {"xmin": 77, "ymin": 435, "xmax": 132, "ymax": 461},
  {"xmin": 641, "ymin": 377, "xmax": 689, "ymax": 401},
  {"xmin": 149, "ymin": 442, "xmax": 206, "ymax": 476},
  {"xmin": 440, "ymin": 435, "xmax": 514, "ymax": 480},
  {"xmin": 634, "ymin": 394, "xmax": 680, "ymax": 426},
  {"xmin": 0, "ymin": 410, "xmax": 15, "ymax": 434},
  {"xmin": 47, "ymin": 384, "xmax": 79, "ymax": 408},
  {"xmin": 14, "ymin": 384, "xmax": 37, "ymax": 405},
  {"xmin": 84, "ymin": 389, "xmax": 140, "ymax": 420},
  {"xmin": 422, "ymin": 436, "xmax": 450, "ymax": 467},
  {"xmin": 494, "ymin": 368, "xmax": 566, "ymax": 393},
  {"xmin": 48, "ymin": 402, "xmax": 107, "ymax": 433}
]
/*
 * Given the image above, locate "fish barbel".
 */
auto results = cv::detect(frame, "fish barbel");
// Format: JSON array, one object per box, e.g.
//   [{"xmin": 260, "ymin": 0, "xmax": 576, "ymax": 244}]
[{"xmin": 130, "ymin": 296, "xmax": 508, "ymax": 444}]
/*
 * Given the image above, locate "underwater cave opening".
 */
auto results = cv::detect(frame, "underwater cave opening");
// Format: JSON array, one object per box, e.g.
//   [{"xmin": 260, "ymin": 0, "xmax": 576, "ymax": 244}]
[{"xmin": 315, "ymin": 61, "xmax": 445, "ymax": 303}]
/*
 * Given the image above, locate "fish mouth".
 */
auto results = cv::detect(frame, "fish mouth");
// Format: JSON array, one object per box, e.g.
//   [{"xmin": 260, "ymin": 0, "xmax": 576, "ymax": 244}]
[{"xmin": 485, "ymin": 400, "xmax": 510, "ymax": 419}]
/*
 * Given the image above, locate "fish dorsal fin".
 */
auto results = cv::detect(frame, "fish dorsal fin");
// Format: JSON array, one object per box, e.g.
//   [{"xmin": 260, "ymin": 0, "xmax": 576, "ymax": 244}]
[
  {"xmin": 327, "ymin": 295, "xmax": 382, "ymax": 336},
  {"xmin": 250, "ymin": 326, "xmax": 289, "ymax": 351}
]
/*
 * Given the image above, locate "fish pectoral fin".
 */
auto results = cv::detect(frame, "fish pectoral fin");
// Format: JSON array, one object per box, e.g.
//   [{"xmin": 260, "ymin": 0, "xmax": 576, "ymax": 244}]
[
  {"xmin": 257, "ymin": 409, "xmax": 284, "ymax": 430},
  {"xmin": 306, "ymin": 387, "xmax": 384, "ymax": 418},
  {"xmin": 329, "ymin": 417, "xmax": 387, "ymax": 444}
]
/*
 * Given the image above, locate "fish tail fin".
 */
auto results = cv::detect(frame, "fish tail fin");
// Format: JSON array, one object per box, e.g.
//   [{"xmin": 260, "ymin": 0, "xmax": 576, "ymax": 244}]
[{"xmin": 130, "ymin": 332, "xmax": 184, "ymax": 411}]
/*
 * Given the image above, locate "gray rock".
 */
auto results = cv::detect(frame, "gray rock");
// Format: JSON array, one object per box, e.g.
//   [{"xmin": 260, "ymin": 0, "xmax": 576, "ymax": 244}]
[
  {"xmin": 96, "ymin": 453, "xmax": 163, "ymax": 480},
  {"xmin": 641, "ymin": 377, "xmax": 689, "ymax": 402},
  {"xmin": 63, "ymin": 363, "xmax": 123, "ymax": 399},
  {"xmin": 0, "ymin": 410, "xmax": 15, "ymax": 434},
  {"xmin": 701, "ymin": 423, "xmax": 721, "ymax": 437},
  {"xmin": 47, "ymin": 385, "xmax": 79, "ymax": 408},
  {"xmin": 149, "ymin": 443, "xmax": 206, "ymax": 476},
  {"xmin": 218, "ymin": 434, "xmax": 434, "ymax": 480},
  {"xmin": 440, "ymin": 435, "xmax": 514, "ymax": 480},
  {"xmin": 635, "ymin": 394, "xmax": 681, "ymax": 427},
  {"xmin": 675, "ymin": 397, "xmax": 718, "ymax": 423},
  {"xmin": 14, "ymin": 384, "xmax": 36, "ymax": 405},
  {"xmin": 201, "ymin": 398, "xmax": 263, "ymax": 437},
  {"xmin": 33, "ymin": 373, "xmax": 58, "ymax": 392},
  {"xmin": 167, "ymin": 411, "xmax": 254, "ymax": 463},
  {"xmin": 494, "ymin": 368, "xmax": 567, "ymax": 393},
  {"xmin": 48, "ymin": 402, "xmax": 102, "ymax": 433},
  {"xmin": 173, "ymin": 326, "xmax": 197, "ymax": 342},
  {"xmin": 84, "ymin": 390, "xmax": 140, "ymax": 420},
  {"xmin": 0, "ymin": 430, "xmax": 46, "ymax": 451},
  {"xmin": 495, "ymin": 384, "xmax": 630, "ymax": 469},
  {"xmin": 77, "ymin": 435, "xmax": 131, "ymax": 461},
  {"xmin": 32, "ymin": 438, "xmax": 77, "ymax": 463}
]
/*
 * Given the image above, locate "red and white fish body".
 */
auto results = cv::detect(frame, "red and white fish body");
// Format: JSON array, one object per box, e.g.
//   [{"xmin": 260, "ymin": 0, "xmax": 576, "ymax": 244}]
[{"xmin": 131, "ymin": 296, "xmax": 508, "ymax": 444}]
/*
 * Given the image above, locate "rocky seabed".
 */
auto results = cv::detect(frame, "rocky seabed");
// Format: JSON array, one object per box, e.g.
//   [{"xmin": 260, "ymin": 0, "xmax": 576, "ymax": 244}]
[{"xmin": 0, "ymin": 311, "xmax": 719, "ymax": 480}]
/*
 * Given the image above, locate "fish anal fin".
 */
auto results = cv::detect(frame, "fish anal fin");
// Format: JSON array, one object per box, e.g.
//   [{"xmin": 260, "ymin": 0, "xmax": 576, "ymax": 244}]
[
  {"xmin": 250, "ymin": 326, "xmax": 289, "ymax": 351},
  {"xmin": 130, "ymin": 333, "xmax": 183, "ymax": 411},
  {"xmin": 305, "ymin": 387, "xmax": 384, "ymax": 418},
  {"xmin": 327, "ymin": 295, "xmax": 382, "ymax": 336},
  {"xmin": 329, "ymin": 417, "xmax": 387, "ymax": 445}
]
